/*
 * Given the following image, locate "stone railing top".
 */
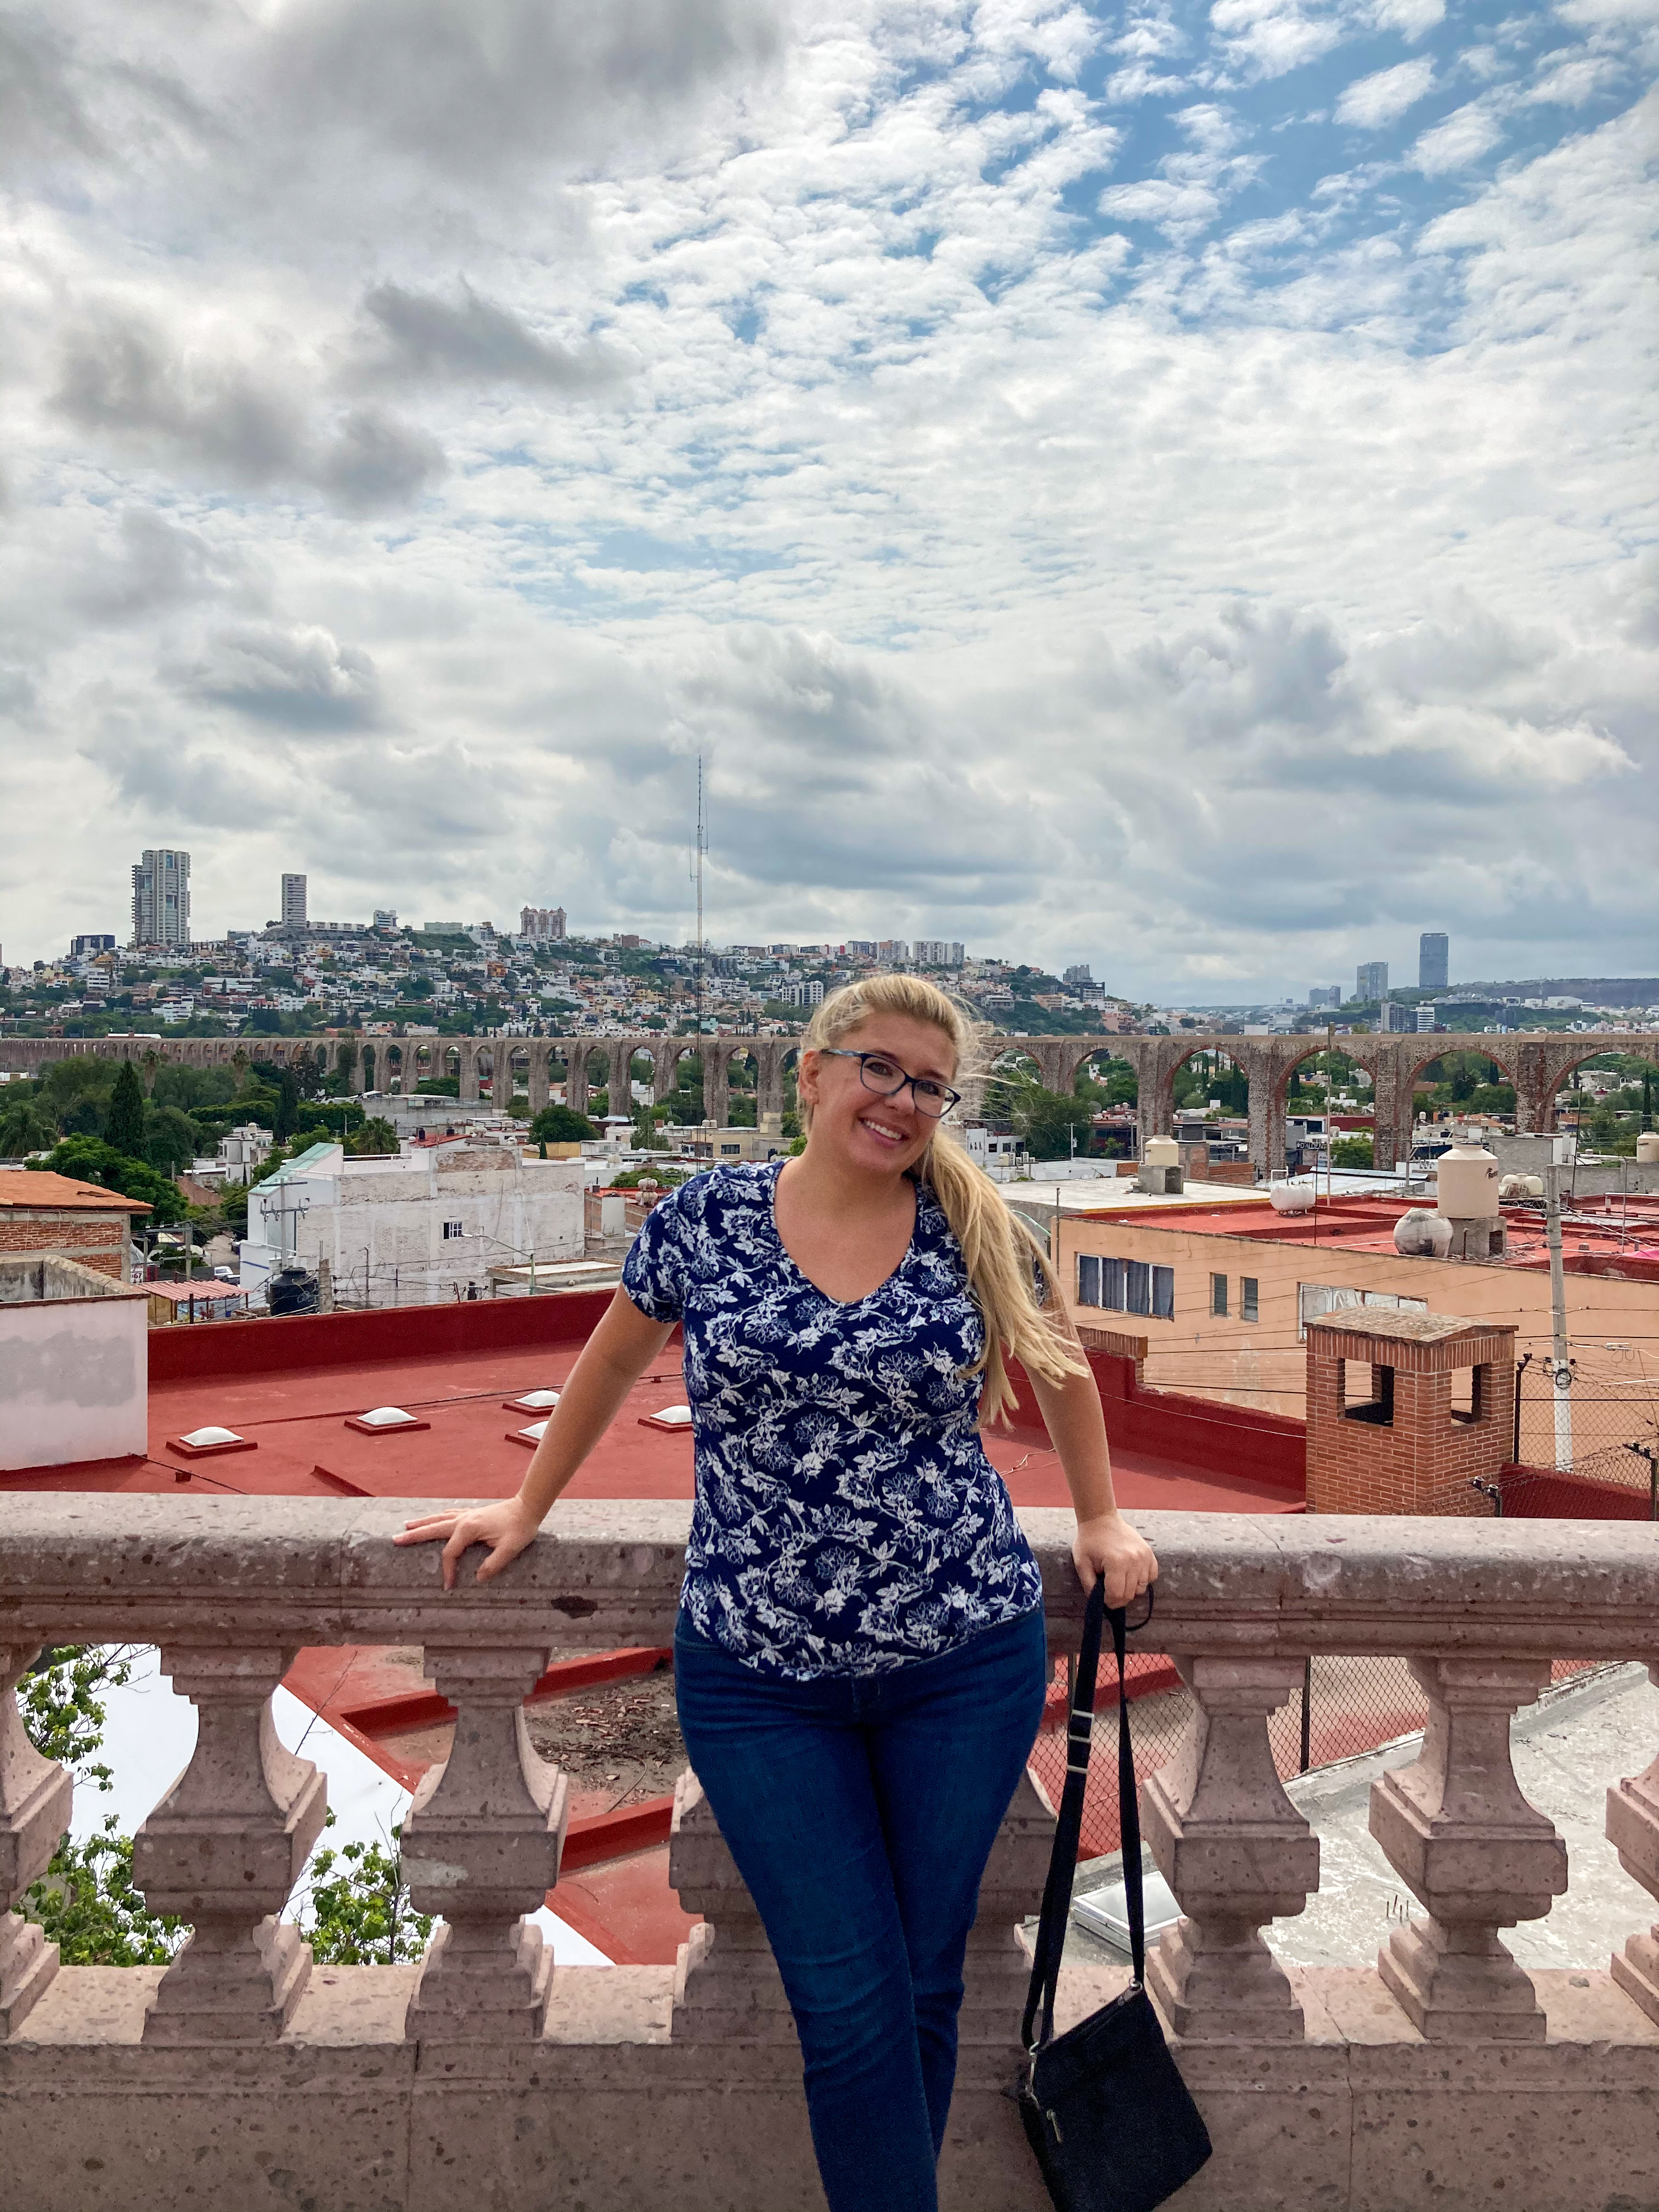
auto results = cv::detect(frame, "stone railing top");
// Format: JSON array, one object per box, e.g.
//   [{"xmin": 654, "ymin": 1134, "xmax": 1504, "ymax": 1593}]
[{"xmin": 2, "ymin": 1497, "xmax": 1656, "ymax": 1658}]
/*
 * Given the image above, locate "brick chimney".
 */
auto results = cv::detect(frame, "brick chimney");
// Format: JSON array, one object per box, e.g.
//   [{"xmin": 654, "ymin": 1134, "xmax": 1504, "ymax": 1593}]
[{"xmin": 1305, "ymin": 1307, "xmax": 1517, "ymax": 1516}]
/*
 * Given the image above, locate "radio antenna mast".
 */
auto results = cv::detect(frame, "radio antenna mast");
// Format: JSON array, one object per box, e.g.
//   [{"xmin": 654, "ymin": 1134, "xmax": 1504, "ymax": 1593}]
[{"xmin": 692, "ymin": 755, "xmax": 708, "ymax": 1033}]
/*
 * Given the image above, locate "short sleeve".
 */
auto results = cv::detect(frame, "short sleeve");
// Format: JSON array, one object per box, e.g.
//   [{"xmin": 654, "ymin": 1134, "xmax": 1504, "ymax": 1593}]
[{"xmin": 622, "ymin": 1189, "xmax": 687, "ymax": 1323}]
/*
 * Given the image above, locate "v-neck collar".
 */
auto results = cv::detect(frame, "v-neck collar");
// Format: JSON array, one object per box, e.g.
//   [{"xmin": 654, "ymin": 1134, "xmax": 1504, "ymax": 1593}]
[{"xmin": 764, "ymin": 1159, "xmax": 922, "ymax": 1310}]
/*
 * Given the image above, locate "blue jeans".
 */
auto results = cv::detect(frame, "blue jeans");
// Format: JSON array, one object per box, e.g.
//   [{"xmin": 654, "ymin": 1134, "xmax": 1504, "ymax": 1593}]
[{"xmin": 674, "ymin": 1607, "xmax": 1049, "ymax": 2212}]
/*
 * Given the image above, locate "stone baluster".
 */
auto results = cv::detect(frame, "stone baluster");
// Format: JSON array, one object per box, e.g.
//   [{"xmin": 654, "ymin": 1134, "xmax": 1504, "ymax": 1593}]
[
  {"xmin": 669, "ymin": 1768, "xmax": 795, "ymax": 2044},
  {"xmin": 399, "ymin": 1646, "xmax": 567, "ymax": 2041},
  {"xmin": 134, "ymin": 1647, "xmax": 327, "ymax": 2043},
  {"xmin": 1369, "ymin": 1656, "xmax": 1566, "ymax": 2040},
  {"xmin": 0, "ymin": 1645, "xmax": 72, "ymax": 2038},
  {"xmin": 1141, "ymin": 1656, "xmax": 1319, "ymax": 2040},
  {"xmin": 1607, "ymin": 1663, "xmax": 1659, "ymax": 2026},
  {"xmin": 959, "ymin": 1768, "xmax": 1055, "ymax": 2050}
]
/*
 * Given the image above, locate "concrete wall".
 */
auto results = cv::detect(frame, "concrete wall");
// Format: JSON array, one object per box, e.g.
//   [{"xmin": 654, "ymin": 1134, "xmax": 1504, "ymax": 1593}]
[
  {"xmin": 0, "ymin": 1284, "xmax": 147, "ymax": 1469},
  {"xmin": 244, "ymin": 1147, "xmax": 584, "ymax": 1304}
]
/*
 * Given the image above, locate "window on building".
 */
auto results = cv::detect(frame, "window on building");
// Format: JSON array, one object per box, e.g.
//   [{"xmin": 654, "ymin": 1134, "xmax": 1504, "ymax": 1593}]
[
  {"xmin": 1241, "ymin": 1277, "xmax": 1259, "ymax": 1323},
  {"xmin": 1210, "ymin": 1273, "xmax": 1228, "ymax": 1318},
  {"xmin": 1079, "ymin": 1256, "xmax": 1171, "ymax": 1317},
  {"xmin": 442, "ymin": 1221, "xmax": 465, "ymax": 1240},
  {"xmin": 720, "ymin": 1143, "xmax": 741, "ymax": 1155},
  {"xmin": 1299, "ymin": 1284, "xmax": 1427, "ymax": 1339}
]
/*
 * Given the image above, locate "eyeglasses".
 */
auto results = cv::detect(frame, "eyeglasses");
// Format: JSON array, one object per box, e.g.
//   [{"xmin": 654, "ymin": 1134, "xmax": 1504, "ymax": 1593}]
[{"xmin": 817, "ymin": 1048, "xmax": 963, "ymax": 1120}]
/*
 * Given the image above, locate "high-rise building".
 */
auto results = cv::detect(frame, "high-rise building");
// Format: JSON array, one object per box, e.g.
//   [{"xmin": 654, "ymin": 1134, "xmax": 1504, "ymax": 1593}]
[
  {"xmin": 520, "ymin": 905, "xmax": 567, "ymax": 943},
  {"xmin": 281, "ymin": 873, "xmax": 308, "ymax": 928},
  {"xmin": 913, "ymin": 940, "xmax": 966, "ymax": 967},
  {"xmin": 70, "ymin": 934, "xmax": 117, "ymax": 957},
  {"xmin": 1355, "ymin": 960, "xmax": 1388, "ymax": 1003},
  {"xmin": 131, "ymin": 848, "xmax": 191, "ymax": 949},
  {"xmin": 1306, "ymin": 986, "xmax": 1342, "ymax": 1011},
  {"xmin": 1063, "ymin": 963, "xmax": 1092, "ymax": 985},
  {"xmin": 373, "ymin": 909, "xmax": 398, "ymax": 929},
  {"xmin": 1419, "ymin": 932, "xmax": 1449, "ymax": 991}
]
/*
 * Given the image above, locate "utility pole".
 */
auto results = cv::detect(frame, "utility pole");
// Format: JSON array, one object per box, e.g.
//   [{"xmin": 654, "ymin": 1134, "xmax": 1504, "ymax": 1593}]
[{"xmin": 1543, "ymin": 1164, "xmax": 1573, "ymax": 1472}]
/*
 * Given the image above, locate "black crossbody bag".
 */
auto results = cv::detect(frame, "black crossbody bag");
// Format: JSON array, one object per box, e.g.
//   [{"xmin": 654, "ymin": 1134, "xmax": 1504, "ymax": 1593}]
[{"xmin": 1017, "ymin": 1582, "xmax": 1213, "ymax": 2212}]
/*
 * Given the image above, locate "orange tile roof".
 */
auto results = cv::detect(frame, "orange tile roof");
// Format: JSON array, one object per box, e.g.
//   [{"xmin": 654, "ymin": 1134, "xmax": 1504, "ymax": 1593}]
[{"xmin": 0, "ymin": 1170, "xmax": 154, "ymax": 1214}]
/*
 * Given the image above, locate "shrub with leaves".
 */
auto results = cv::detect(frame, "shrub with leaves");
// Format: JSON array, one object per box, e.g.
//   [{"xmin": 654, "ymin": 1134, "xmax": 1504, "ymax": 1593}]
[
  {"xmin": 20, "ymin": 1646, "xmax": 138, "ymax": 1792},
  {"xmin": 18, "ymin": 1646, "xmax": 185, "ymax": 1966},
  {"xmin": 24, "ymin": 1817, "xmax": 185, "ymax": 1966},
  {"xmin": 301, "ymin": 1814, "xmax": 432, "ymax": 1965}
]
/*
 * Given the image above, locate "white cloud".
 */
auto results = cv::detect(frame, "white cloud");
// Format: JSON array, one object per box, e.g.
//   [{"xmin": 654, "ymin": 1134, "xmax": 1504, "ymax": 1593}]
[
  {"xmin": 1410, "ymin": 98, "xmax": 1506, "ymax": 171},
  {"xmin": 1335, "ymin": 56, "xmax": 1437, "ymax": 127},
  {"xmin": 0, "ymin": 2, "xmax": 1652, "ymax": 992},
  {"xmin": 1369, "ymin": 0, "xmax": 1445, "ymax": 38}
]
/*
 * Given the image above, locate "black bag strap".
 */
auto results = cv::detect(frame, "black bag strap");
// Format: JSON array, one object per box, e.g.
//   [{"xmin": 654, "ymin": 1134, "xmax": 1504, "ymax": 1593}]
[{"xmin": 1021, "ymin": 1578, "xmax": 1154, "ymax": 2056}]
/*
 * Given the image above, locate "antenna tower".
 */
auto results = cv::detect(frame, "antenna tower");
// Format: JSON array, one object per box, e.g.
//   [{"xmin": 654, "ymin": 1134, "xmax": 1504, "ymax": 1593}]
[{"xmin": 692, "ymin": 755, "xmax": 708, "ymax": 1032}]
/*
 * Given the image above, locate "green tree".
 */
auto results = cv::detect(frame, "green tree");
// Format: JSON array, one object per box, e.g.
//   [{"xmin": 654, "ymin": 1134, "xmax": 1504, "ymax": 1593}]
[
  {"xmin": 531, "ymin": 1104, "xmax": 596, "ymax": 1144},
  {"xmin": 143, "ymin": 1104, "xmax": 201, "ymax": 1178},
  {"xmin": 0, "ymin": 1096, "xmax": 59, "ymax": 1155},
  {"xmin": 36, "ymin": 1136, "xmax": 184, "ymax": 1224},
  {"xmin": 18, "ymin": 1646, "xmax": 185, "ymax": 1967},
  {"xmin": 24, "ymin": 1819, "xmax": 186, "ymax": 1966},
  {"xmin": 1330, "ymin": 1136, "xmax": 1374, "ymax": 1168},
  {"xmin": 20, "ymin": 1646, "xmax": 136, "ymax": 1790},
  {"xmin": 103, "ymin": 1062, "xmax": 146, "ymax": 1155},
  {"xmin": 300, "ymin": 1815, "xmax": 432, "ymax": 1965},
  {"xmin": 349, "ymin": 1116, "xmax": 398, "ymax": 1155},
  {"xmin": 252, "ymin": 1062, "xmax": 301, "ymax": 1139}
]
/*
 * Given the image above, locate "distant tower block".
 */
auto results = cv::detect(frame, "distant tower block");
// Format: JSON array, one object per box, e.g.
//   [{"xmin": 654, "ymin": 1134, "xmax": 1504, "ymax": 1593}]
[
  {"xmin": 520, "ymin": 906, "xmax": 567, "ymax": 943},
  {"xmin": 131, "ymin": 848, "xmax": 191, "ymax": 950},
  {"xmin": 1419, "ymin": 932, "xmax": 1449, "ymax": 992},
  {"xmin": 1356, "ymin": 960, "xmax": 1389, "ymax": 1003},
  {"xmin": 281, "ymin": 873, "xmax": 308, "ymax": 929}
]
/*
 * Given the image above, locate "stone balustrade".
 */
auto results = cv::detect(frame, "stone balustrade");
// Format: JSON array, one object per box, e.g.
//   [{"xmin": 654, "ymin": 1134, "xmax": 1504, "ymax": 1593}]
[{"xmin": 1, "ymin": 1497, "xmax": 1656, "ymax": 2212}]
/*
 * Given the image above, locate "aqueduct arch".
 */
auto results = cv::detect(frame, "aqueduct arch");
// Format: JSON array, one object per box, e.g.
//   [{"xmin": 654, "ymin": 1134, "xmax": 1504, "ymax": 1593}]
[{"xmin": 2, "ymin": 1026, "xmax": 1653, "ymax": 1176}]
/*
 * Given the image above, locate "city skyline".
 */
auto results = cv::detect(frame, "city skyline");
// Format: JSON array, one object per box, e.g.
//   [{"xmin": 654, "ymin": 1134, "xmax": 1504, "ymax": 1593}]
[{"xmin": 2, "ymin": 4, "xmax": 1653, "ymax": 987}]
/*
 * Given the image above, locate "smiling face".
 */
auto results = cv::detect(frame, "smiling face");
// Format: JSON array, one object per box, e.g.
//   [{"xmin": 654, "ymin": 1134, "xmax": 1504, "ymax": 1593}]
[{"xmin": 797, "ymin": 1013, "xmax": 960, "ymax": 1180}]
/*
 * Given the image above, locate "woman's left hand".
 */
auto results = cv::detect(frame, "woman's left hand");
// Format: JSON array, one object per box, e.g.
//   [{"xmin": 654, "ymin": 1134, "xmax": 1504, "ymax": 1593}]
[{"xmin": 1071, "ymin": 1510, "xmax": 1158, "ymax": 1610}]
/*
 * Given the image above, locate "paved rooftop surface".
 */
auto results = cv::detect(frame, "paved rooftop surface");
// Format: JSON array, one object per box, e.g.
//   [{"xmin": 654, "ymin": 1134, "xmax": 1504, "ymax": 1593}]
[
  {"xmin": 1065, "ymin": 1661, "xmax": 1659, "ymax": 1978},
  {"xmin": 5, "ymin": 1321, "xmax": 1303, "ymax": 1516}
]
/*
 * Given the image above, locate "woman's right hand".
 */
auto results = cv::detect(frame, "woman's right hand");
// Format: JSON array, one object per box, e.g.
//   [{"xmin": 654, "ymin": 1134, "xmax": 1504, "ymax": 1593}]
[{"xmin": 395, "ymin": 1498, "xmax": 541, "ymax": 1590}]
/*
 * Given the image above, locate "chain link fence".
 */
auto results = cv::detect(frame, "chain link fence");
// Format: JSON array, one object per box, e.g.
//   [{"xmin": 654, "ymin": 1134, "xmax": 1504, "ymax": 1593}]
[{"xmin": 1505, "ymin": 1345, "xmax": 1659, "ymax": 1520}]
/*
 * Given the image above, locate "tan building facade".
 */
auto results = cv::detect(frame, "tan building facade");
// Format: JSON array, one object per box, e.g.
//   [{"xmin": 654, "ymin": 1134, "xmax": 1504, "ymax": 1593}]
[{"xmin": 1054, "ymin": 1197, "xmax": 1658, "ymax": 1473}]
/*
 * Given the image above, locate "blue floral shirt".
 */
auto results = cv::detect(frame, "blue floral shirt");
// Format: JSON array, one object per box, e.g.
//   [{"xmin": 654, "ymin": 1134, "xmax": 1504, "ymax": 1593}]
[{"xmin": 621, "ymin": 1159, "xmax": 1043, "ymax": 1680}]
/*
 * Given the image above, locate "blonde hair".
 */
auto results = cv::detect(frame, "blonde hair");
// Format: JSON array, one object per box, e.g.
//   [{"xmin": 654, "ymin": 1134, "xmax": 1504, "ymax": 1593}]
[{"xmin": 798, "ymin": 973, "xmax": 1087, "ymax": 1425}]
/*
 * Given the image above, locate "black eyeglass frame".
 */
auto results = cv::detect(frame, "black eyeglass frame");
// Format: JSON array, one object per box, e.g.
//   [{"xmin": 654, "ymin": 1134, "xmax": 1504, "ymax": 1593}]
[{"xmin": 816, "ymin": 1048, "xmax": 964, "ymax": 1120}]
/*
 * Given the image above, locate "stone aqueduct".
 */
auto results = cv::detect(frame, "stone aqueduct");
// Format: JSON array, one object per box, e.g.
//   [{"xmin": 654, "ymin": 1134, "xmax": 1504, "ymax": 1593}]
[{"xmin": 6, "ymin": 1027, "xmax": 1654, "ymax": 1177}]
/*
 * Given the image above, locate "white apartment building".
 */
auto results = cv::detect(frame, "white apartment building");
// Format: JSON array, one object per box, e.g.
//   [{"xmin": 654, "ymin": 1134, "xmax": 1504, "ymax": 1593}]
[
  {"xmin": 240, "ymin": 1139, "xmax": 584, "ymax": 1305},
  {"xmin": 131, "ymin": 848, "xmax": 191, "ymax": 949}
]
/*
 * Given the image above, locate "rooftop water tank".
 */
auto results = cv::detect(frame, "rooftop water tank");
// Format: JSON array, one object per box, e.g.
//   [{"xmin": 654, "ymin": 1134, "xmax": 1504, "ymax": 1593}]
[
  {"xmin": 1143, "ymin": 1134, "xmax": 1180, "ymax": 1170},
  {"xmin": 1435, "ymin": 1139, "xmax": 1500, "ymax": 1221},
  {"xmin": 1268, "ymin": 1182, "xmax": 1316, "ymax": 1214},
  {"xmin": 1638, "ymin": 1131, "xmax": 1659, "ymax": 1165},
  {"xmin": 1395, "ymin": 1208, "xmax": 1453, "ymax": 1259}
]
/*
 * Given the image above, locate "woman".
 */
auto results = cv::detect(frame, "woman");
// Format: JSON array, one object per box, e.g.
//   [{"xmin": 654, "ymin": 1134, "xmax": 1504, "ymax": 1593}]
[{"xmin": 398, "ymin": 974, "xmax": 1156, "ymax": 2212}]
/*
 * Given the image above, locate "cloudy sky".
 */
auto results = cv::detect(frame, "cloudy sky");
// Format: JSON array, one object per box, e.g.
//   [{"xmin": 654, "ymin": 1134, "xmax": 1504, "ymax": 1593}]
[{"xmin": 3, "ymin": 0, "xmax": 1655, "ymax": 996}]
